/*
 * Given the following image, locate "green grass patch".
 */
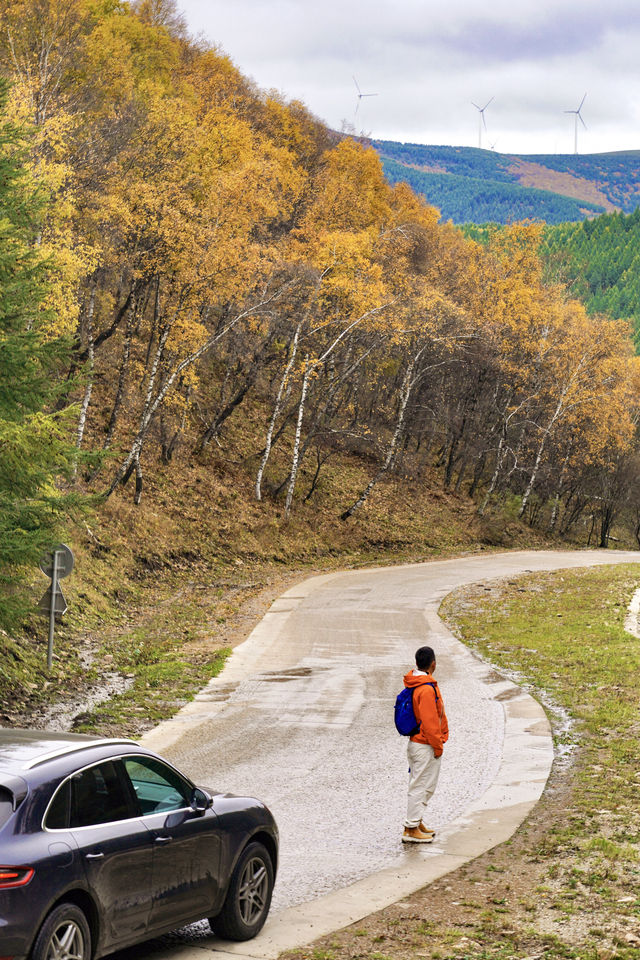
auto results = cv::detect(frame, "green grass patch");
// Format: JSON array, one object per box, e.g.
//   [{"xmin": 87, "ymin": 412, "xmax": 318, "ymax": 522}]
[
  {"xmin": 71, "ymin": 642, "xmax": 230, "ymax": 735},
  {"xmin": 438, "ymin": 563, "xmax": 640, "ymax": 957},
  {"xmin": 70, "ymin": 586, "xmax": 233, "ymax": 736}
]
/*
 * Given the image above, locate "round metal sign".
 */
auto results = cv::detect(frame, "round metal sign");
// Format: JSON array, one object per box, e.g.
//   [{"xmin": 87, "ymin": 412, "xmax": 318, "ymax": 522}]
[{"xmin": 39, "ymin": 543, "xmax": 74, "ymax": 580}]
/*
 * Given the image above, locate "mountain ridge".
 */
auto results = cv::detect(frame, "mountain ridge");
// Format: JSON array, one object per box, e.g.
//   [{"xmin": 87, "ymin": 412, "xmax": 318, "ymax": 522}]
[{"xmin": 373, "ymin": 140, "xmax": 640, "ymax": 223}]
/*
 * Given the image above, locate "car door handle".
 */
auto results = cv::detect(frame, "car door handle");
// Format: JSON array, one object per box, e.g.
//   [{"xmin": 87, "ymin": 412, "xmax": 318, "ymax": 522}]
[
  {"xmin": 154, "ymin": 836, "xmax": 172, "ymax": 844},
  {"xmin": 85, "ymin": 852, "xmax": 104, "ymax": 860}
]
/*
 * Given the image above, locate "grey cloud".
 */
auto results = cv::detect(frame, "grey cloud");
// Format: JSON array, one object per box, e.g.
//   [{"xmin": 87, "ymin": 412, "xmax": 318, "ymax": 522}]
[
  {"xmin": 437, "ymin": 10, "xmax": 640, "ymax": 64},
  {"xmin": 178, "ymin": 0, "xmax": 640, "ymax": 154}
]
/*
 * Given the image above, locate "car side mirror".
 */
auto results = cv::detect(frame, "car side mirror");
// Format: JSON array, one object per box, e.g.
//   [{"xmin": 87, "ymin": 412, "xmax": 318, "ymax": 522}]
[{"xmin": 191, "ymin": 788, "xmax": 213, "ymax": 815}]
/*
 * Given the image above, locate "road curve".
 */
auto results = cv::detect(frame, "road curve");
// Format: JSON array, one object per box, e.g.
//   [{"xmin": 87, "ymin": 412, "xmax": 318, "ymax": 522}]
[{"xmin": 136, "ymin": 549, "xmax": 640, "ymax": 960}]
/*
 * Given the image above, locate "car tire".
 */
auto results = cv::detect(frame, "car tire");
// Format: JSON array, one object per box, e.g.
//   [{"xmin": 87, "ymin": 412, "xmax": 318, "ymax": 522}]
[
  {"xmin": 209, "ymin": 840, "xmax": 274, "ymax": 941},
  {"xmin": 31, "ymin": 902, "xmax": 91, "ymax": 960}
]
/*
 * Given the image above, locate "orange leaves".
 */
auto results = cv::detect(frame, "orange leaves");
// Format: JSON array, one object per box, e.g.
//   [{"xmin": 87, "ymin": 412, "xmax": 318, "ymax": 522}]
[
  {"xmin": 476, "ymin": 223, "xmax": 640, "ymax": 477},
  {"xmin": 305, "ymin": 139, "xmax": 391, "ymax": 233},
  {"xmin": 3, "ymin": 0, "xmax": 639, "ymax": 520},
  {"xmin": 83, "ymin": 8, "xmax": 178, "ymax": 110}
]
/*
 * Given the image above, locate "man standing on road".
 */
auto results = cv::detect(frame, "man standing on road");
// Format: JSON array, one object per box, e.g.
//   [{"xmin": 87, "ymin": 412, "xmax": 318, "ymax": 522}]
[{"xmin": 402, "ymin": 645, "xmax": 448, "ymax": 843}]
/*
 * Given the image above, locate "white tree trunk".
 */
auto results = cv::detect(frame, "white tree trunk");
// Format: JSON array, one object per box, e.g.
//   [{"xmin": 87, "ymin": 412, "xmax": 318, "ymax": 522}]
[
  {"xmin": 74, "ymin": 287, "xmax": 96, "ymax": 478},
  {"xmin": 105, "ymin": 287, "xmax": 289, "ymax": 499},
  {"xmin": 103, "ymin": 312, "xmax": 134, "ymax": 452},
  {"xmin": 341, "ymin": 349, "xmax": 421, "ymax": 520},
  {"xmin": 479, "ymin": 434, "xmax": 505, "ymax": 517},
  {"xmin": 285, "ymin": 355, "xmax": 311, "ymax": 516},
  {"xmin": 255, "ymin": 321, "xmax": 301, "ymax": 501},
  {"xmin": 548, "ymin": 440, "xmax": 573, "ymax": 532},
  {"xmin": 519, "ymin": 397, "xmax": 564, "ymax": 518}
]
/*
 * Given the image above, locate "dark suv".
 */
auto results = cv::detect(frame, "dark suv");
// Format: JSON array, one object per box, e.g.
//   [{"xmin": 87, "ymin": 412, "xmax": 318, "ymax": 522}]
[{"xmin": 0, "ymin": 729, "xmax": 278, "ymax": 960}]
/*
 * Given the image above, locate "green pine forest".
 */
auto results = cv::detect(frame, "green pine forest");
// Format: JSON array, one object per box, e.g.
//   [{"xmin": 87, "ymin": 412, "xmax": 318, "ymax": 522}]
[
  {"xmin": 374, "ymin": 139, "xmax": 640, "ymax": 223},
  {"xmin": 381, "ymin": 156, "xmax": 606, "ymax": 225},
  {"xmin": 544, "ymin": 209, "xmax": 640, "ymax": 348}
]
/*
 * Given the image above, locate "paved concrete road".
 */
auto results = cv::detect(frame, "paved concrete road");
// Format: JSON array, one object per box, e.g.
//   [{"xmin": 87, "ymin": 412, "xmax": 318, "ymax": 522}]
[{"xmin": 134, "ymin": 549, "xmax": 639, "ymax": 957}]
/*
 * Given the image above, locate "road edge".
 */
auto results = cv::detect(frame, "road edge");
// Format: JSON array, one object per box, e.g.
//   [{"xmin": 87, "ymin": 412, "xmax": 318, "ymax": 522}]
[{"xmin": 144, "ymin": 571, "xmax": 554, "ymax": 960}]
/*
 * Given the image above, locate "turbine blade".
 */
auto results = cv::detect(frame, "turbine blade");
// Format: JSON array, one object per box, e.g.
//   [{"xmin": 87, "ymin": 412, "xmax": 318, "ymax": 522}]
[
  {"xmin": 580, "ymin": 114, "xmax": 587, "ymax": 130},
  {"xmin": 483, "ymin": 96, "xmax": 494, "ymax": 110},
  {"xmin": 471, "ymin": 101, "xmax": 481, "ymax": 111},
  {"xmin": 578, "ymin": 92, "xmax": 587, "ymax": 111},
  {"xmin": 353, "ymin": 75, "xmax": 362, "ymax": 95},
  {"xmin": 482, "ymin": 112, "xmax": 487, "ymax": 130}
]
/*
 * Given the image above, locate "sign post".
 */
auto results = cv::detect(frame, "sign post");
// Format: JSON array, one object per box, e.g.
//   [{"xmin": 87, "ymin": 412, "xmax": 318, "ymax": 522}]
[
  {"xmin": 38, "ymin": 544, "xmax": 74, "ymax": 671},
  {"xmin": 47, "ymin": 549, "xmax": 59, "ymax": 671}
]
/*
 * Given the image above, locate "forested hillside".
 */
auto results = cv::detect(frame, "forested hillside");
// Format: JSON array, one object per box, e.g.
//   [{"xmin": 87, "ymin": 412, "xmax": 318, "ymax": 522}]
[
  {"xmin": 545, "ymin": 210, "xmax": 640, "ymax": 346},
  {"xmin": 1, "ymin": 0, "xmax": 640, "ymax": 653},
  {"xmin": 381, "ymin": 157, "xmax": 605, "ymax": 225},
  {"xmin": 375, "ymin": 140, "xmax": 640, "ymax": 223}
]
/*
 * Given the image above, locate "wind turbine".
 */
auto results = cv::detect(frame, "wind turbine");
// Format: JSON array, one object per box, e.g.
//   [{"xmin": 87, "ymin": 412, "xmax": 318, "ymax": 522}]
[
  {"xmin": 565, "ymin": 93, "xmax": 587, "ymax": 154},
  {"xmin": 472, "ymin": 97, "xmax": 493, "ymax": 149},
  {"xmin": 353, "ymin": 76, "xmax": 378, "ymax": 118}
]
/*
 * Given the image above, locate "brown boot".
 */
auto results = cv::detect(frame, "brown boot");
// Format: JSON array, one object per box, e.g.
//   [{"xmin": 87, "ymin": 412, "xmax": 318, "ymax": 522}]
[
  {"xmin": 402, "ymin": 825, "xmax": 434, "ymax": 843},
  {"xmin": 419, "ymin": 823, "xmax": 436, "ymax": 837}
]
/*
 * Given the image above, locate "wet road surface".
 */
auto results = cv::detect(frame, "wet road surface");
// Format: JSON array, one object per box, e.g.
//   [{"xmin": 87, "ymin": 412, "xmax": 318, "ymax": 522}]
[{"xmin": 138, "ymin": 548, "xmax": 640, "ymax": 927}]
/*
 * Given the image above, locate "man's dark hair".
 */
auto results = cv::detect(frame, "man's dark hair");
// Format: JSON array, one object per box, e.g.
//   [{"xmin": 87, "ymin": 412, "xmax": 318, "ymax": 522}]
[{"xmin": 415, "ymin": 646, "xmax": 436, "ymax": 671}]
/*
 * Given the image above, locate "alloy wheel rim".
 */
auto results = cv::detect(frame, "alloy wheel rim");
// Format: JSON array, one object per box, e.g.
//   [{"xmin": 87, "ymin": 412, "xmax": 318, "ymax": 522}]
[
  {"xmin": 238, "ymin": 856, "xmax": 269, "ymax": 924},
  {"xmin": 46, "ymin": 920, "xmax": 85, "ymax": 960}
]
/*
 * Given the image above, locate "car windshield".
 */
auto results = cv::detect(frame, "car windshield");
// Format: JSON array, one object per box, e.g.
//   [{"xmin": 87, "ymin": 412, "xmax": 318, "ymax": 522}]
[{"xmin": 0, "ymin": 787, "xmax": 13, "ymax": 829}]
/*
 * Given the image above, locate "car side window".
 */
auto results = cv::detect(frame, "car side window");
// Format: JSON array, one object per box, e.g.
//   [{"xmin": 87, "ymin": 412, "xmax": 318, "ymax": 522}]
[
  {"xmin": 45, "ymin": 779, "xmax": 70, "ymax": 830},
  {"xmin": 122, "ymin": 756, "xmax": 191, "ymax": 815},
  {"xmin": 70, "ymin": 761, "xmax": 133, "ymax": 828},
  {"xmin": 0, "ymin": 787, "xmax": 13, "ymax": 829}
]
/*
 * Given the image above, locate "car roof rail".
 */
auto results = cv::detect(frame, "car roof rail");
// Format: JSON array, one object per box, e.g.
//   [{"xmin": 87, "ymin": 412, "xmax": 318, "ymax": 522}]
[{"xmin": 23, "ymin": 739, "xmax": 138, "ymax": 770}]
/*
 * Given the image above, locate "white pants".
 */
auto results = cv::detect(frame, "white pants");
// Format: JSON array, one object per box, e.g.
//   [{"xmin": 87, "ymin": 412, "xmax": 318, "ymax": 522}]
[{"xmin": 405, "ymin": 740, "xmax": 441, "ymax": 827}]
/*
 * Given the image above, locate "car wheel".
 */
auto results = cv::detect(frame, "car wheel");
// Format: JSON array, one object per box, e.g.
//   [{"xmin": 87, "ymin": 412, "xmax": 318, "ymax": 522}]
[
  {"xmin": 209, "ymin": 841, "xmax": 274, "ymax": 941},
  {"xmin": 31, "ymin": 903, "xmax": 91, "ymax": 960}
]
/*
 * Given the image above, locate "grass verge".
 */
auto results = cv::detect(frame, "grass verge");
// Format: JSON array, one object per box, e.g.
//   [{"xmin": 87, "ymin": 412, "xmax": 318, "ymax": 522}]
[
  {"xmin": 284, "ymin": 563, "xmax": 640, "ymax": 960},
  {"xmin": 7, "ymin": 558, "xmax": 306, "ymax": 737}
]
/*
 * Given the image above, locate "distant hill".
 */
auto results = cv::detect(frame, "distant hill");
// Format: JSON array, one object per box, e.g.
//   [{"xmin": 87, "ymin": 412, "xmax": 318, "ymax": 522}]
[{"xmin": 373, "ymin": 140, "xmax": 640, "ymax": 224}]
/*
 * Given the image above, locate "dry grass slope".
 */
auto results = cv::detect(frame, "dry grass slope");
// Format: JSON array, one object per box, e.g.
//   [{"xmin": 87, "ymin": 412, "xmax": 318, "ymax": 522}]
[{"xmin": 4, "ymin": 401, "xmax": 549, "ymax": 733}]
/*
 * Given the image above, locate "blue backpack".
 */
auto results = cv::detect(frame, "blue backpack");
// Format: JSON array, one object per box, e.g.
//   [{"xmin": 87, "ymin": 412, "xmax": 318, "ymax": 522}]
[{"xmin": 394, "ymin": 683, "xmax": 438, "ymax": 736}]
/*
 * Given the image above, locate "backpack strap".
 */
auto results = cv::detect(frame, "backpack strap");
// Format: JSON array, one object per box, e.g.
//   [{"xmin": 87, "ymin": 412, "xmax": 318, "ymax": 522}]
[{"xmin": 425, "ymin": 681, "xmax": 439, "ymax": 703}]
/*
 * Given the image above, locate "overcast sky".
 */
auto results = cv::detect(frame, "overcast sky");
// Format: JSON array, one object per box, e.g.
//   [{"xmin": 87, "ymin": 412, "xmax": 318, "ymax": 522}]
[{"xmin": 177, "ymin": 0, "xmax": 640, "ymax": 155}]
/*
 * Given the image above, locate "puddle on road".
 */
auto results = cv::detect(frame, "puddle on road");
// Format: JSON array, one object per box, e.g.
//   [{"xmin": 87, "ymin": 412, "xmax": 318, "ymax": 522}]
[
  {"xmin": 196, "ymin": 682, "xmax": 240, "ymax": 702},
  {"xmin": 197, "ymin": 666, "xmax": 326, "ymax": 702},
  {"xmin": 260, "ymin": 666, "xmax": 316, "ymax": 682}
]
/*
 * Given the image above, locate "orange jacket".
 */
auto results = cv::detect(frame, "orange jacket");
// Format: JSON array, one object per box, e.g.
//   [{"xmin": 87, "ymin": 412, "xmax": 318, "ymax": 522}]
[{"xmin": 403, "ymin": 670, "xmax": 449, "ymax": 756}]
